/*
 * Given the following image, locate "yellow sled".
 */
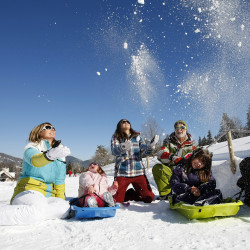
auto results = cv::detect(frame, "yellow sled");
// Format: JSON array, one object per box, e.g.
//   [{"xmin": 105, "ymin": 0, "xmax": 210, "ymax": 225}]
[{"xmin": 169, "ymin": 196, "xmax": 243, "ymax": 219}]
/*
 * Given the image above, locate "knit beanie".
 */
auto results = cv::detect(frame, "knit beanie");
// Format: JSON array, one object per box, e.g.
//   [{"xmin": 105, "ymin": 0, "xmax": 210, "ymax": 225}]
[{"xmin": 174, "ymin": 120, "xmax": 188, "ymax": 132}]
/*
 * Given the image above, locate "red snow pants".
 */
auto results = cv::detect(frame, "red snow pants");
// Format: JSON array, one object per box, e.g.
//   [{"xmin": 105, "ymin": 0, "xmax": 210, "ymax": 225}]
[{"xmin": 114, "ymin": 175, "xmax": 155, "ymax": 203}]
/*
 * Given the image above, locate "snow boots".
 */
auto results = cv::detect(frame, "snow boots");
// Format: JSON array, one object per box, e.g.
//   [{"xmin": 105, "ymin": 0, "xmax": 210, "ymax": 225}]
[
  {"xmin": 103, "ymin": 192, "xmax": 116, "ymax": 207},
  {"xmin": 86, "ymin": 197, "xmax": 98, "ymax": 207},
  {"xmin": 237, "ymin": 157, "xmax": 250, "ymax": 206}
]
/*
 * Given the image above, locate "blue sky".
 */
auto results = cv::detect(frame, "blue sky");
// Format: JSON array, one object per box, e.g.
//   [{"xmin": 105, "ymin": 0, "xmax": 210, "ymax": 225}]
[{"xmin": 0, "ymin": 0, "xmax": 249, "ymax": 160}]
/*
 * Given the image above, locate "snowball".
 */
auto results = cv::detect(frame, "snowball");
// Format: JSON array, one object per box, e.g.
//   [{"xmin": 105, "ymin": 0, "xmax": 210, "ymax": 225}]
[
  {"xmin": 96, "ymin": 72, "xmax": 101, "ymax": 76},
  {"xmin": 138, "ymin": 0, "xmax": 144, "ymax": 4},
  {"xmin": 124, "ymin": 42, "xmax": 128, "ymax": 49}
]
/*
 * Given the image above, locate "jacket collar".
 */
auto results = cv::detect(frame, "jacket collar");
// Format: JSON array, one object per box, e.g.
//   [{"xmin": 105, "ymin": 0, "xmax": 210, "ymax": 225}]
[{"xmin": 24, "ymin": 139, "xmax": 51, "ymax": 152}]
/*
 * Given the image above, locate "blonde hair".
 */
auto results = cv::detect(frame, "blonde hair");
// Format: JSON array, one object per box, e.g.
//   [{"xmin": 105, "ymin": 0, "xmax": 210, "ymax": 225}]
[{"xmin": 28, "ymin": 122, "xmax": 56, "ymax": 145}]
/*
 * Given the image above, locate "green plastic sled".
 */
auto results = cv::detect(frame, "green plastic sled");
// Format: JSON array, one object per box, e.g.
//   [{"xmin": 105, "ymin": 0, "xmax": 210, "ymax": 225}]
[{"xmin": 168, "ymin": 196, "xmax": 243, "ymax": 219}]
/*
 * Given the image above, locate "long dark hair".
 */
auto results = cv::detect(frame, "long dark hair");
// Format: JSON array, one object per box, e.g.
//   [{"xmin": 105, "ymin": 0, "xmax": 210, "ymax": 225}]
[
  {"xmin": 185, "ymin": 148, "xmax": 213, "ymax": 183},
  {"xmin": 113, "ymin": 119, "xmax": 137, "ymax": 141}
]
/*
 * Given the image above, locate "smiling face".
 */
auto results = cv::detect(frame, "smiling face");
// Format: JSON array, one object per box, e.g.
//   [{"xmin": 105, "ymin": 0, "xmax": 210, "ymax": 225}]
[
  {"xmin": 191, "ymin": 158, "xmax": 205, "ymax": 170},
  {"xmin": 174, "ymin": 123, "xmax": 187, "ymax": 139},
  {"xmin": 39, "ymin": 124, "xmax": 56, "ymax": 142}
]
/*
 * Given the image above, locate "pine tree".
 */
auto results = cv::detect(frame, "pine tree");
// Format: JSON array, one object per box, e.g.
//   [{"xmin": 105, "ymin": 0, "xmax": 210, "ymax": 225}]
[
  {"xmin": 91, "ymin": 145, "xmax": 113, "ymax": 167},
  {"xmin": 207, "ymin": 130, "xmax": 213, "ymax": 144},
  {"xmin": 201, "ymin": 136, "xmax": 207, "ymax": 146},
  {"xmin": 217, "ymin": 113, "xmax": 237, "ymax": 142},
  {"xmin": 247, "ymin": 104, "xmax": 250, "ymax": 130},
  {"xmin": 198, "ymin": 136, "xmax": 202, "ymax": 146}
]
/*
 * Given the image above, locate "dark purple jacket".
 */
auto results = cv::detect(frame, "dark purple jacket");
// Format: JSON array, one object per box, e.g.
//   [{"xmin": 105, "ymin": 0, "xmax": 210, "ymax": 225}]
[{"xmin": 170, "ymin": 164, "xmax": 216, "ymax": 195}]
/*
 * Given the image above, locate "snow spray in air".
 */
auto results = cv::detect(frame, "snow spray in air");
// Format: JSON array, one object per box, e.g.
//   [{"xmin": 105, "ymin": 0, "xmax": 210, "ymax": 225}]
[
  {"xmin": 177, "ymin": 0, "xmax": 250, "ymax": 121},
  {"xmin": 127, "ymin": 43, "xmax": 164, "ymax": 109}
]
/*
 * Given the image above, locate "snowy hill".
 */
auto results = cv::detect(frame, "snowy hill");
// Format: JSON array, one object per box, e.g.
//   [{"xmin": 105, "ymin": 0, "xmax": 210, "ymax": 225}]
[
  {"xmin": 0, "ymin": 136, "xmax": 250, "ymax": 250},
  {"xmin": 0, "ymin": 153, "xmax": 22, "ymax": 166}
]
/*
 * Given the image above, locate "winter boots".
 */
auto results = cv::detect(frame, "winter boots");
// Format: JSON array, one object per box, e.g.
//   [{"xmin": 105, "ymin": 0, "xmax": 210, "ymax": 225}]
[
  {"xmin": 103, "ymin": 192, "xmax": 116, "ymax": 207},
  {"xmin": 86, "ymin": 197, "xmax": 98, "ymax": 207}
]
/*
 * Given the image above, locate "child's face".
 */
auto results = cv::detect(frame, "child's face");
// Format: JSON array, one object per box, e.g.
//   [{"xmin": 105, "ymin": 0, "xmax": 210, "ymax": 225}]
[
  {"xmin": 89, "ymin": 163, "xmax": 99, "ymax": 172},
  {"xmin": 192, "ymin": 158, "xmax": 205, "ymax": 170}
]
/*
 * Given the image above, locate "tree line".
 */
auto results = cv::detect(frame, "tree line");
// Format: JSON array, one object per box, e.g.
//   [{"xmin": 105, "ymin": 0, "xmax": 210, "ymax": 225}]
[{"xmin": 198, "ymin": 104, "xmax": 250, "ymax": 146}]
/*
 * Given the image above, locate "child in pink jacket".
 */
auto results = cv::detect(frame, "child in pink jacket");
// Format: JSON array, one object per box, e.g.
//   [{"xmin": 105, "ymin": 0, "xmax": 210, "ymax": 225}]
[{"xmin": 78, "ymin": 163, "xmax": 118, "ymax": 207}]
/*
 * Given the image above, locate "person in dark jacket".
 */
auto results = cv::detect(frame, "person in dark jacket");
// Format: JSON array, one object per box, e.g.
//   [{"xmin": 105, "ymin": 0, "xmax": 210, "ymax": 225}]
[{"xmin": 170, "ymin": 148, "xmax": 222, "ymax": 205}]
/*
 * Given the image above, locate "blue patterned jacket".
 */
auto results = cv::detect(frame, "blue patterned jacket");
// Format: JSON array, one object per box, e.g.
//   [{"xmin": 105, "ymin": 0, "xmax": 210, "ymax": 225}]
[{"xmin": 111, "ymin": 133, "xmax": 153, "ymax": 177}]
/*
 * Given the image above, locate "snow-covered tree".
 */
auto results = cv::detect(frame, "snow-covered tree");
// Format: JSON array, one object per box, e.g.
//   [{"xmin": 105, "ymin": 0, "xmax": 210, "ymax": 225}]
[
  {"xmin": 217, "ymin": 113, "xmax": 237, "ymax": 141},
  {"xmin": 231, "ymin": 117, "xmax": 244, "ymax": 139},
  {"xmin": 91, "ymin": 145, "xmax": 114, "ymax": 167}
]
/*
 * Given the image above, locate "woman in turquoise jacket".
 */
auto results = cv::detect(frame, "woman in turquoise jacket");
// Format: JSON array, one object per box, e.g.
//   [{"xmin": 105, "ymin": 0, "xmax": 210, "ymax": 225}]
[{"xmin": 0, "ymin": 122, "xmax": 71, "ymax": 225}]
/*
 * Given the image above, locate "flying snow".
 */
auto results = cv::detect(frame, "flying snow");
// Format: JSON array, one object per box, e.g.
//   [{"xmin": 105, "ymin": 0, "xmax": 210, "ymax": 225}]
[
  {"xmin": 127, "ymin": 44, "xmax": 164, "ymax": 108},
  {"xmin": 123, "ymin": 42, "xmax": 128, "ymax": 49},
  {"xmin": 138, "ymin": 0, "xmax": 145, "ymax": 5},
  {"xmin": 177, "ymin": 0, "xmax": 250, "ymax": 123}
]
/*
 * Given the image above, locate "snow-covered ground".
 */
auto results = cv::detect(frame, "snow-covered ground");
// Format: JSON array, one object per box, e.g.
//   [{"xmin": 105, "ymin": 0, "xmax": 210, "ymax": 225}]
[{"xmin": 0, "ymin": 136, "xmax": 250, "ymax": 250}]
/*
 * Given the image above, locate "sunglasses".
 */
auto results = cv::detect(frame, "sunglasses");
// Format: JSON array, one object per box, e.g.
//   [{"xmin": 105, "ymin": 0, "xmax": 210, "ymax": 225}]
[
  {"xmin": 90, "ymin": 162, "xmax": 99, "ymax": 166},
  {"xmin": 42, "ymin": 125, "xmax": 56, "ymax": 131},
  {"xmin": 122, "ymin": 120, "xmax": 130, "ymax": 124},
  {"xmin": 175, "ymin": 125, "xmax": 186, "ymax": 130}
]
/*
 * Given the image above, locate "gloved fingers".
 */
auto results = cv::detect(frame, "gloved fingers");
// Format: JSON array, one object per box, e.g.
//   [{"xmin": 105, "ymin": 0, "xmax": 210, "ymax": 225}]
[{"xmin": 150, "ymin": 134, "xmax": 159, "ymax": 146}]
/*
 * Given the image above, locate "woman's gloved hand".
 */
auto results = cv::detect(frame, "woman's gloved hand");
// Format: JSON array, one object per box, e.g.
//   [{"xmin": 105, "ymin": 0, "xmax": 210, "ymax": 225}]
[
  {"xmin": 150, "ymin": 135, "xmax": 159, "ymax": 147},
  {"xmin": 45, "ymin": 141, "xmax": 71, "ymax": 161},
  {"xmin": 119, "ymin": 140, "xmax": 133, "ymax": 151}
]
